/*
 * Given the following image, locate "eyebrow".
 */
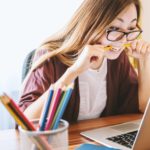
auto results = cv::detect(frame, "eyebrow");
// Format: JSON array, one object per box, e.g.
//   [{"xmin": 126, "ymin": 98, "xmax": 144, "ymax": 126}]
[{"xmin": 117, "ymin": 18, "xmax": 137, "ymax": 23}]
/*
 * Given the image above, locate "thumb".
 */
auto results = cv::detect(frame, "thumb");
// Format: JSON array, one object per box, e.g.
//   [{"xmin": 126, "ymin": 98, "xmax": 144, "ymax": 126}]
[
  {"xmin": 93, "ymin": 44, "xmax": 106, "ymax": 53},
  {"xmin": 125, "ymin": 47, "xmax": 133, "ymax": 56}
]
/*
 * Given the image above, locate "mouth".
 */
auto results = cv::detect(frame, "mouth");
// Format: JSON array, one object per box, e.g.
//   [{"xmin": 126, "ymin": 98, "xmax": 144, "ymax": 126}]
[
  {"xmin": 96, "ymin": 42, "xmax": 124, "ymax": 54},
  {"xmin": 111, "ymin": 47, "xmax": 121, "ymax": 52},
  {"xmin": 106, "ymin": 43, "xmax": 131, "ymax": 51},
  {"xmin": 107, "ymin": 47, "xmax": 123, "ymax": 56}
]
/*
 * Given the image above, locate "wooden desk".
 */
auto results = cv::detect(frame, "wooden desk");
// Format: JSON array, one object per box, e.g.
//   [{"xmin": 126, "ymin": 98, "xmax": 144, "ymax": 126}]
[{"xmin": 0, "ymin": 114, "xmax": 142, "ymax": 150}]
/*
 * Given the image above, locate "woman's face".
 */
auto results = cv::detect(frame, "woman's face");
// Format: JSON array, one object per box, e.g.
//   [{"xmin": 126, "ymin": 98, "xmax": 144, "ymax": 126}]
[{"xmin": 98, "ymin": 3, "xmax": 138, "ymax": 60}]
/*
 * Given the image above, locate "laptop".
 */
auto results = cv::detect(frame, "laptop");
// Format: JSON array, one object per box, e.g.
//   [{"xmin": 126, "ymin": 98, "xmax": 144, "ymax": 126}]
[{"xmin": 81, "ymin": 99, "xmax": 150, "ymax": 150}]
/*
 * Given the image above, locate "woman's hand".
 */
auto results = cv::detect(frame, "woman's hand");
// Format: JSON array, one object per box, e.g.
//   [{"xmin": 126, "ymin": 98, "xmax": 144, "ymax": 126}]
[
  {"xmin": 55, "ymin": 44, "xmax": 105, "ymax": 87},
  {"xmin": 70, "ymin": 44, "xmax": 105, "ymax": 74},
  {"xmin": 126, "ymin": 39, "xmax": 150, "ymax": 60},
  {"xmin": 126, "ymin": 39, "xmax": 150, "ymax": 112}
]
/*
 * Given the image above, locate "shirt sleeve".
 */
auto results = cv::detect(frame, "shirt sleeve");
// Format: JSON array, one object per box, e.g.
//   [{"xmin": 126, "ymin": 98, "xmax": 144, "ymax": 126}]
[
  {"xmin": 117, "ymin": 53, "xmax": 139, "ymax": 114},
  {"xmin": 18, "ymin": 50, "xmax": 54, "ymax": 112}
]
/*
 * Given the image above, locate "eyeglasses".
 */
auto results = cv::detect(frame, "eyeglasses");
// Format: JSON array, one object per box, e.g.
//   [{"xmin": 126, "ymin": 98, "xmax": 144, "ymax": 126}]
[{"xmin": 106, "ymin": 26, "xmax": 143, "ymax": 42}]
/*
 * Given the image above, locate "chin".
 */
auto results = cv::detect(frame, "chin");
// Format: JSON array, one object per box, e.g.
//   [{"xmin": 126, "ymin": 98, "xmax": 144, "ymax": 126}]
[
  {"xmin": 106, "ymin": 54, "xmax": 120, "ymax": 60},
  {"xmin": 105, "ymin": 50, "xmax": 123, "ymax": 60}
]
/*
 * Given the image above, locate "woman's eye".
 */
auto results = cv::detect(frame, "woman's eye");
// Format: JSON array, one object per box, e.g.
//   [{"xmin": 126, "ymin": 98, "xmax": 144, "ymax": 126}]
[
  {"xmin": 128, "ymin": 27, "xmax": 136, "ymax": 30},
  {"xmin": 108, "ymin": 26, "xmax": 119, "ymax": 31}
]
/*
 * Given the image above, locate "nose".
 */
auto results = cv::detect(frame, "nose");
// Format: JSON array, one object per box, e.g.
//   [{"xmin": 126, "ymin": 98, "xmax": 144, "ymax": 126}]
[
  {"xmin": 111, "ymin": 35, "xmax": 128, "ymax": 50},
  {"xmin": 120, "ymin": 34, "xmax": 127, "ymax": 43}
]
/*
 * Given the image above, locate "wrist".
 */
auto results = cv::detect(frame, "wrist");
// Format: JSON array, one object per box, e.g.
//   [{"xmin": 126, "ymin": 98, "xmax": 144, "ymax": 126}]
[
  {"xmin": 55, "ymin": 67, "xmax": 78, "ymax": 87},
  {"xmin": 67, "ymin": 66, "xmax": 80, "ymax": 77}
]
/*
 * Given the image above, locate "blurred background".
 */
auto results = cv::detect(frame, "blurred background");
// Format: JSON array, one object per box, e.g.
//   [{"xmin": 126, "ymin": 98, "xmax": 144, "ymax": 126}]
[{"xmin": 0, "ymin": 0, "xmax": 149, "ymax": 129}]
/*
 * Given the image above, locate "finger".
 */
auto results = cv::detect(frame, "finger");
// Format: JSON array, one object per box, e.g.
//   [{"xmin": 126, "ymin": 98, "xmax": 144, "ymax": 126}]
[
  {"xmin": 148, "ymin": 44, "xmax": 150, "ymax": 53},
  {"xmin": 92, "ymin": 44, "xmax": 103, "ymax": 49},
  {"xmin": 126, "ymin": 47, "xmax": 133, "ymax": 56},
  {"xmin": 92, "ymin": 45, "xmax": 106, "ymax": 54},
  {"xmin": 136, "ymin": 40, "xmax": 144, "ymax": 54},
  {"xmin": 130, "ymin": 40, "xmax": 137, "ymax": 50},
  {"xmin": 126, "ymin": 46, "xmax": 141, "ymax": 58},
  {"xmin": 140, "ymin": 43, "xmax": 149, "ymax": 55}
]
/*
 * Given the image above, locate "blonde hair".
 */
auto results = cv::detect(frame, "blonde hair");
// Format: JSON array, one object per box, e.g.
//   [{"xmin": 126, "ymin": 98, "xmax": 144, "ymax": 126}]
[{"xmin": 22, "ymin": 0, "xmax": 141, "ymax": 87}]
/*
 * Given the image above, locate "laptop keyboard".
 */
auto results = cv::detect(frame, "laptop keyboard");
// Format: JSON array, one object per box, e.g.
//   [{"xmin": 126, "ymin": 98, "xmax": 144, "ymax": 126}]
[{"xmin": 107, "ymin": 130, "xmax": 138, "ymax": 148}]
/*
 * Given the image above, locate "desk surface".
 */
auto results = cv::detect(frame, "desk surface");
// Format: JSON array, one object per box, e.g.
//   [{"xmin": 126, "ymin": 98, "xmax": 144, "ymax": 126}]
[{"xmin": 0, "ymin": 114, "xmax": 142, "ymax": 150}]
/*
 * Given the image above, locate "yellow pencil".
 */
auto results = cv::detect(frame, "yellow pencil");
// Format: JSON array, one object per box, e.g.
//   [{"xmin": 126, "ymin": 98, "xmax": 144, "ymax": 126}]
[
  {"xmin": 0, "ymin": 95, "xmax": 52, "ymax": 150},
  {"xmin": 104, "ymin": 46, "xmax": 113, "ymax": 51},
  {"xmin": 0, "ymin": 96, "xmax": 27, "ymax": 129},
  {"xmin": 104, "ymin": 43, "xmax": 131, "ymax": 51},
  {"xmin": 123, "ymin": 43, "xmax": 131, "ymax": 48}
]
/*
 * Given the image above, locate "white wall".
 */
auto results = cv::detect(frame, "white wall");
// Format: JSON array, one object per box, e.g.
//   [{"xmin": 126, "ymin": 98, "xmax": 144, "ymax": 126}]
[
  {"xmin": 0, "ymin": 0, "xmax": 83, "ymax": 92},
  {"xmin": 0, "ymin": 0, "xmax": 83, "ymax": 129},
  {"xmin": 142, "ymin": 0, "xmax": 150, "ymax": 42}
]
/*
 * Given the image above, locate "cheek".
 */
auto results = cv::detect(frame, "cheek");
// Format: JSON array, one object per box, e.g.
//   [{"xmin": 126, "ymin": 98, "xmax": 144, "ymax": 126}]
[
  {"xmin": 98, "ymin": 34, "xmax": 112, "ymax": 46},
  {"xmin": 98, "ymin": 35, "xmax": 123, "ymax": 48}
]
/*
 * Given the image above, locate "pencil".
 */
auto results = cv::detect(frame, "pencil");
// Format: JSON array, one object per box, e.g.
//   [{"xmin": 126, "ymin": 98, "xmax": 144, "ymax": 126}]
[
  {"xmin": 0, "ymin": 96, "xmax": 27, "ymax": 129},
  {"xmin": 0, "ymin": 94, "xmax": 52, "ymax": 150},
  {"xmin": 104, "ymin": 46, "xmax": 113, "ymax": 51},
  {"xmin": 3, "ymin": 93, "xmax": 35, "ymax": 130},
  {"xmin": 104, "ymin": 43, "xmax": 131, "ymax": 51},
  {"xmin": 124, "ymin": 43, "xmax": 131, "ymax": 48},
  {"xmin": 52, "ymin": 83, "xmax": 74, "ymax": 130},
  {"xmin": 50, "ymin": 91, "xmax": 66, "ymax": 129},
  {"xmin": 39, "ymin": 85, "xmax": 54, "ymax": 131},
  {"xmin": 0, "ymin": 96, "xmax": 45, "ymax": 149},
  {"xmin": 45, "ymin": 87, "xmax": 63, "ymax": 130}
]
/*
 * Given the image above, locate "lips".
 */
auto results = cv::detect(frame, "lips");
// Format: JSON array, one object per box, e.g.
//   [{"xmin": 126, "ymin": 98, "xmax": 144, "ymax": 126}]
[
  {"xmin": 107, "ymin": 48, "xmax": 123, "ymax": 56},
  {"xmin": 111, "ymin": 48, "xmax": 121, "ymax": 52}
]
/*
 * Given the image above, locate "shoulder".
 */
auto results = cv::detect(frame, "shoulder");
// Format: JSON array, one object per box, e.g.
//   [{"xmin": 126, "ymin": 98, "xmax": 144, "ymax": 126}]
[{"xmin": 31, "ymin": 49, "xmax": 68, "ymax": 82}]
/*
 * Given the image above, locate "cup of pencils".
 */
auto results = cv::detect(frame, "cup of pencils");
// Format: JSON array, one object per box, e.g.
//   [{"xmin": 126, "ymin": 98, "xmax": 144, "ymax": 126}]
[
  {"xmin": 18, "ymin": 119, "xmax": 69, "ymax": 150},
  {"xmin": 0, "ymin": 82, "xmax": 74, "ymax": 150}
]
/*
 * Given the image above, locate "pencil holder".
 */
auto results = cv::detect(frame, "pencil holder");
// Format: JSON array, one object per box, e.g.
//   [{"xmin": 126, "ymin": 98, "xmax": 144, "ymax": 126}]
[{"xmin": 18, "ymin": 119, "xmax": 69, "ymax": 150}]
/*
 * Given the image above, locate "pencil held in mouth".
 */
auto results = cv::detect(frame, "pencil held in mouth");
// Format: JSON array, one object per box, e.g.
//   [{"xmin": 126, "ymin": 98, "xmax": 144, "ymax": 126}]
[
  {"xmin": 104, "ymin": 43, "xmax": 131, "ymax": 51},
  {"xmin": 104, "ymin": 46, "xmax": 113, "ymax": 51},
  {"xmin": 123, "ymin": 43, "xmax": 131, "ymax": 48}
]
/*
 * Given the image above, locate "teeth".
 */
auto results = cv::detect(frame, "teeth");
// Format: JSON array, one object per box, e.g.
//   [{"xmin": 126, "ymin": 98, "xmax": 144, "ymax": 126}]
[{"xmin": 112, "ymin": 49, "xmax": 120, "ymax": 52}]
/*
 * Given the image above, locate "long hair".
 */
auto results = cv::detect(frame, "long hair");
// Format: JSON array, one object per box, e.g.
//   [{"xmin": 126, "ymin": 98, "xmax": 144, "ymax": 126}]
[{"xmin": 23, "ymin": 0, "xmax": 141, "ymax": 86}]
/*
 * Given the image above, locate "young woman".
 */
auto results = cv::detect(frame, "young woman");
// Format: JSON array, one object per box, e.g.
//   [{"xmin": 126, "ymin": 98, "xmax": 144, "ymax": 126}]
[{"xmin": 19, "ymin": 0, "xmax": 150, "ymax": 123}]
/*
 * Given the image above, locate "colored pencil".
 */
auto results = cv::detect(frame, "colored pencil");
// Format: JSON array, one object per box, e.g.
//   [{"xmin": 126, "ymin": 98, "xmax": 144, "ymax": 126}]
[
  {"xmin": 0, "ymin": 95, "xmax": 44, "ymax": 149},
  {"xmin": 0, "ymin": 94, "xmax": 52, "ymax": 150},
  {"xmin": 45, "ymin": 87, "xmax": 62, "ymax": 130},
  {"xmin": 0, "ymin": 96, "xmax": 27, "ymax": 129},
  {"xmin": 0, "ymin": 97, "xmax": 48, "ymax": 149},
  {"xmin": 39, "ymin": 85, "xmax": 54, "ymax": 131},
  {"xmin": 52, "ymin": 83, "xmax": 74, "ymax": 130},
  {"xmin": 50, "ymin": 91, "xmax": 66, "ymax": 129},
  {"xmin": 3, "ymin": 93, "xmax": 35, "ymax": 130}
]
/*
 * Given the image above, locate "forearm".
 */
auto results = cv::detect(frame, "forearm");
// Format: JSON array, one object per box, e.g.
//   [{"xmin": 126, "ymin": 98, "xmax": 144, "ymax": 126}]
[
  {"xmin": 55, "ymin": 67, "xmax": 79, "ymax": 86},
  {"xmin": 24, "ymin": 90, "xmax": 49, "ymax": 120},
  {"xmin": 138, "ymin": 56, "xmax": 150, "ymax": 112},
  {"xmin": 24, "ymin": 67, "xmax": 78, "ymax": 119}
]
